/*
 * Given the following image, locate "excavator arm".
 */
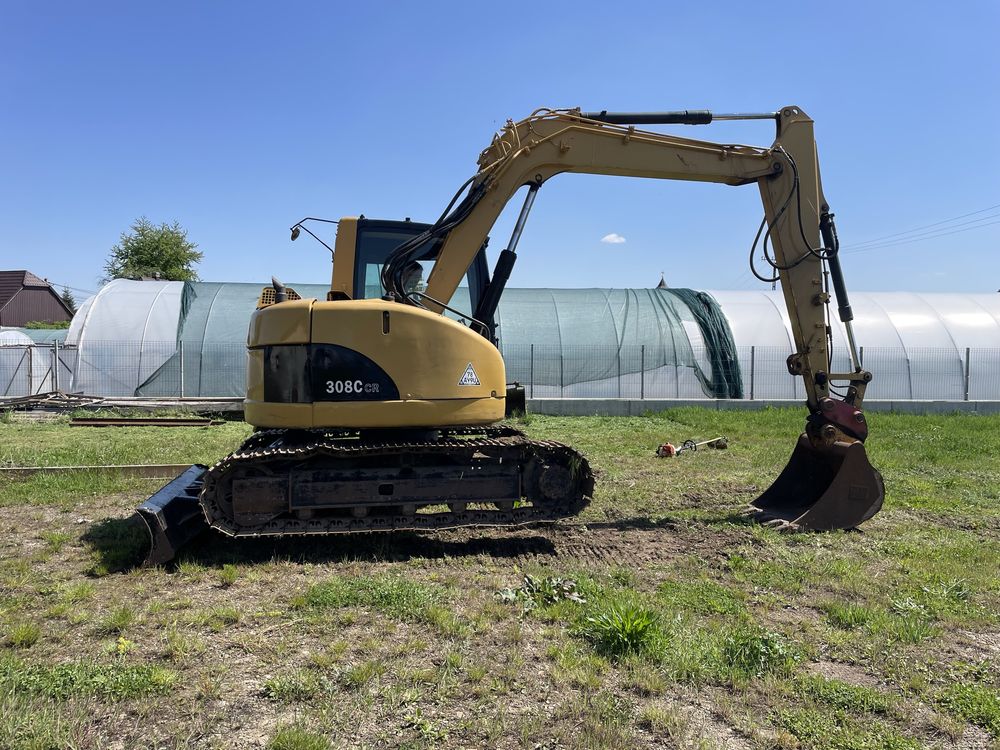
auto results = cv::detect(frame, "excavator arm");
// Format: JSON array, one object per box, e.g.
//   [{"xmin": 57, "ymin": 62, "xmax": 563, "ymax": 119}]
[{"xmin": 389, "ymin": 105, "xmax": 883, "ymax": 528}]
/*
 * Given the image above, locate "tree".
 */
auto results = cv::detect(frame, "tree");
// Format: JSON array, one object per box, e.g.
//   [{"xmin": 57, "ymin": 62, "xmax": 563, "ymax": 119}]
[
  {"xmin": 104, "ymin": 217, "xmax": 203, "ymax": 282},
  {"xmin": 60, "ymin": 287, "xmax": 77, "ymax": 314}
]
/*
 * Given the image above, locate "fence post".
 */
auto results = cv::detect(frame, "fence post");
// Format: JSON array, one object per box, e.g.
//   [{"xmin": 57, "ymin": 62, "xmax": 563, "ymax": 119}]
[
  {"xmin": 750, "ymin": 346, "xmax": 755, "ymax": 400},
  {"xmin": 27, "ymin": 346, "xmax": 33, "ymax": 395},
  {"xmin": 640, "ymin": 345, "xmax": 645, "ymax": 400},
  {"xmin": 179, "ymin": 341, "xmax": 185, "ymax": 398},
  {"xmin": 559, "ymin": 348, "xmax": 564, "ymax": 398},
  {"xmin": 529, "ymin": 344, "xmax": 534, "ymax": 399},
  {"xmin": 859, "ymin": 345, "xmax": 864, "ymax": 369},
  {"xmin": 616, "ymin": 347, "xmax": 621, "ymax": 398},
  {"xmin": 964, "ymin": 347, "xmax": 971, "ymax": 402},
  {"xmin": 52, "ymin": 341, "xmax": 60, "ymax": 392}
]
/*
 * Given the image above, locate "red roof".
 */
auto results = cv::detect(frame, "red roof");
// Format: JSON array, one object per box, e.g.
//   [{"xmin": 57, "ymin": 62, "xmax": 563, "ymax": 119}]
[{"xmin": 0, "ymin": 270, "xmax": 56, "ymax": 309}]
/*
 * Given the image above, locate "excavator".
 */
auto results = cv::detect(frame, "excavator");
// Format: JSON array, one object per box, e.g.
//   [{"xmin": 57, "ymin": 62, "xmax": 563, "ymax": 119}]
[{"xmin": 137, "ymin": 105, "xmax": 884, "ymax": 565}]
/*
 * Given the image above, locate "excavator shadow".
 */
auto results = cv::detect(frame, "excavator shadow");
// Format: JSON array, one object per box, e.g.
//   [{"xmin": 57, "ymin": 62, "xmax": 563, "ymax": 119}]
[{"xmin": 83, "ymin": 517, "xmax": 561, "ymax": 572}]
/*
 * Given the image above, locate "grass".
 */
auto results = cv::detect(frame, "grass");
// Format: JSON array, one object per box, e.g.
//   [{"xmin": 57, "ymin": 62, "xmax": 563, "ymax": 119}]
[
  {"xmin": 719, "ymin": 623, "xmax": 796, "ymax": 681},
  {"xmin": 268, "ymin": 726, "xmax": 331, "ymax": 750},
  {"xmin": 296, "ymin": 574, "xmax": 443, "ymax": 623},
  {"xmin": 96, "ymin": 604, "xmax": 137, "ymax": 635},
  {"xmin": 0, "ymin": 409, "xmax": 997, "ymax": 747},
  {"xmin": 6, "ymin": 621, "xmax": 41, "ymax": 649},
  {"xmin": 937, "ymin": 681, "xmax": 1000, "ymax": 736},
  {"xmin": 0, "ymin": 654, "xmax": 176, "ymax": 700},
  {"xmin": 798, "ymin": 675, "xmax": 894, "ymax": 715}
]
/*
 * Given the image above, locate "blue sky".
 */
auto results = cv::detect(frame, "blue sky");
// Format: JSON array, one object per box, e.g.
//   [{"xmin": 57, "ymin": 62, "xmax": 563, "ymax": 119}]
[{"xmin": 1, "ymin": 1, "xmax": 998, "ymax": 300}]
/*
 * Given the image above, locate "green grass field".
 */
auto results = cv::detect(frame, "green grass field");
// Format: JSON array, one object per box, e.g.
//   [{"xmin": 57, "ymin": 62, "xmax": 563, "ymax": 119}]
[{"xmin": 1, "ymin": 409, "xmax": 998, "ymax": 749}]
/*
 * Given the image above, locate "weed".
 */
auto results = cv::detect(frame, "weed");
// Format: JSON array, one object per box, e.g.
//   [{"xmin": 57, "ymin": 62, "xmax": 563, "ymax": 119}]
[
  {"xmin": 423, "ymin": 604, "xmax": 469, "ymax": 637},
  {"xmin": 720, "ymin": 624, "xmax": 796, "ymax": 681},
  {"xmin": 81, "ymin": 518, "xmax": 149, "ymax": 576},
  {"xmin": 59, "ymin": 581, "xmax": 95, "ymax": 604},
  {"xmin": 871, "ymin": 609, "xmax": 938, "ymax": 644},
  {"xmin": 575, "ymin": 691, "xmax": 634, "ymax": 749},
  {"xmin": 498, "ymin": 574, "xmax": 586, "ymax": 612},
  {"xmin": 268, "ymin": 725, "xmax": 331, "ymax": 750},
  {"xmin": 192, "ymin": 606, "xmax": 240, "ymax": 631},
  {"xmin": 218, "ymin": 564, "xmax": 238, "ymax": 588},
  {"xmin": 580, "ymin": 602, "xmax": 658, "ymax": 658},
  {"xmin": 263, "ymin": 670, "xmax": 323, "ymax": 702},
  {"xmin": 404, "ymin": 707, "xmax": 449, "ymax": 743},
  {"xmin": 41, "ymin": 531, "xmax": 72, "ymax": 554},
  {"xmin": 339, "ymin": 660, "xmax": 386, "ymax": 691},
  {"xmin": 163, "ymin": 626, "xmax": 204, "ymax": 662},
  {"xmin": 0, "ymin": 686, "xmax": 84, "ymax": 749},
  {"xmin": 6, "ymin": 621, "xmax": 41, "ymax": 649},
  {"xmin": 96, "ymin": 604, "xmax": 136, "ymax": 635},
  {"xmin": 624, "ymin": 658, "xmax": 668, "ymax": 696},
  {"xmin": 637, "ymin": 703, "xmax": 686, "ymax": 737},
  {"xmin": 609, "ymin": 567, "xmax": 637, "ymax": 588}
]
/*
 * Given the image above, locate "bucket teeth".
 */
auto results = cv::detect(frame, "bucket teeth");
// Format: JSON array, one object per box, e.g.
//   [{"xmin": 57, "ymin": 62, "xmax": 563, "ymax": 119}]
[{"xmin": 749, "ymin": 433, "xmax": 884, "ymax": 530}]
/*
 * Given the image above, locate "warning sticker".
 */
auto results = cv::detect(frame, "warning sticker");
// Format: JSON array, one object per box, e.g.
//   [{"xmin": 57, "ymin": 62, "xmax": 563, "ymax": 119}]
[{"xmin": 458, "ymin": 362, "xmax": 481, "ymax": 386}]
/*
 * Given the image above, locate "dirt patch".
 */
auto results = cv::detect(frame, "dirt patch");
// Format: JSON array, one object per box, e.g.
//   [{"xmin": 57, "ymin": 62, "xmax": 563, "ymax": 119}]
[{"xmin": 806, "ymin": 660, "xmax": 882, "ymax": 689}]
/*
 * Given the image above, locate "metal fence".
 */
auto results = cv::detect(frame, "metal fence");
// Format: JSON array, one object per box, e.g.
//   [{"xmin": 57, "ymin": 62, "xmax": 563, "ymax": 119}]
[{"xmin": 2, "ymin": 341, "xmax": 1000, "ymax": 401}]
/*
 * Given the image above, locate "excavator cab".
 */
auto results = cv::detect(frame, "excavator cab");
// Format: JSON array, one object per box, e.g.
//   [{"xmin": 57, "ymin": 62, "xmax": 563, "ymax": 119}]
[
  {"xmin": 329, "ymin": 217, "xmax": 495, "ymax": 335},
  {"xmin": 343, "ymin": 218, "xmax": 492, "ymax": 311}
]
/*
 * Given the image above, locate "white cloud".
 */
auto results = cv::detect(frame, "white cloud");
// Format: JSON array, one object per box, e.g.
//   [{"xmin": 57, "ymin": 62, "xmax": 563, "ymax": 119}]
[{"xmin": 601, "ymin": 233, "xmax": 626, "ymax": 244}]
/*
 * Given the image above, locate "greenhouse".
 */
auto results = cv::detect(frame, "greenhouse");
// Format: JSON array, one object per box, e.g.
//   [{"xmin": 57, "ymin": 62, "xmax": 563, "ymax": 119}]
[{"xmin": 3, "ymin": 278, "xmax": 999, "ymax": 401}]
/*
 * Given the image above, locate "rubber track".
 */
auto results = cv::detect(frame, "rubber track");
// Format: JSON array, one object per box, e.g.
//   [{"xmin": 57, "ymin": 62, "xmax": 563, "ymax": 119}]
[{"xmin": 201, "ymin": 427, "xmax": 594, "ymax": 537}]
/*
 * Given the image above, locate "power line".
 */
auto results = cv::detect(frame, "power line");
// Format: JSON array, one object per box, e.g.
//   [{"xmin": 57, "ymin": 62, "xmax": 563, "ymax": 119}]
[
  {"xmin": 846, "ymin": 211, "xmax": 1000, "ymax": 251},
  {"xmin": 845, "ymin": 202, "xmax": 1000, "ymax": 250},
  {"xmin": 44, "ymin": 281, "xmax": 98, "ymax": 296},
  {"xmin": 847, "ymin": 202, "xmax": 1000, "ymax": 247},
  {"xmin": 843, "ymin": 218, "xmax": 1000, "ymax": 255}
]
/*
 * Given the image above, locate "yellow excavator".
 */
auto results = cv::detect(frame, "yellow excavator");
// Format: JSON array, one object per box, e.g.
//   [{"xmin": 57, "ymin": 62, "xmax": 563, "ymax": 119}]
[{"xmin": 138, "ymin": 105, "xmax": 884, "ymax": 564}]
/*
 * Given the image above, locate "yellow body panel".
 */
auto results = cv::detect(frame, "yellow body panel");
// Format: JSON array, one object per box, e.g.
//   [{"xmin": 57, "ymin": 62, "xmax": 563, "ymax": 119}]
[
  {"xmin": 248, "ymin": 298, "xmax": 314, "ymax": 344},
  {"xmin": 244, "ymin": 298, "xmax": 505, "ymax": 429}
]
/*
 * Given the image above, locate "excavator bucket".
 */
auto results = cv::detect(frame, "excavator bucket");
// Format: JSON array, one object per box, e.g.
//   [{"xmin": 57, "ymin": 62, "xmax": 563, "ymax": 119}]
[
  {"xmin": 135, "ymin": 464, "xmax": 209, "ymax": 566},
  {"xmin": 750, "ymin": 434, "xmax": 884, "ymax": 530}
]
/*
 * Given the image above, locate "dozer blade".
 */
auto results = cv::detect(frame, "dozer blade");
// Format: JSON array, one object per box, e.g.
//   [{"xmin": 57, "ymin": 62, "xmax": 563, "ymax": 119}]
[
  {"xmin": 135, "ymin": 464, "xmax": 209, "ymax": 566},
  {"xmin": 750, "ymin": 434, "xmax": 884, "ymax": 530}
]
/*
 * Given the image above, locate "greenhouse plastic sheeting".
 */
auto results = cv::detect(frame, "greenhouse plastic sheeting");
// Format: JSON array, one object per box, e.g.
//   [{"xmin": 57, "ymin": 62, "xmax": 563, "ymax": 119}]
[
  {"xmin": 137, "ymin": 282, "xmax": 329, "ymax": 397},
  {"xmin": 134, "ymin": 284, "xmax": 738, "ymax": 399},
  {"xmin": 65, "ymin": 279, "xmax": 185, "ymax": 396},
  {"xmin": 496, "ymin": 288, "xmax": 740, "ymax": 399},
  {"xmin": 708, "ymin": 290, "xmax": 1000, "ymax": 401}
]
